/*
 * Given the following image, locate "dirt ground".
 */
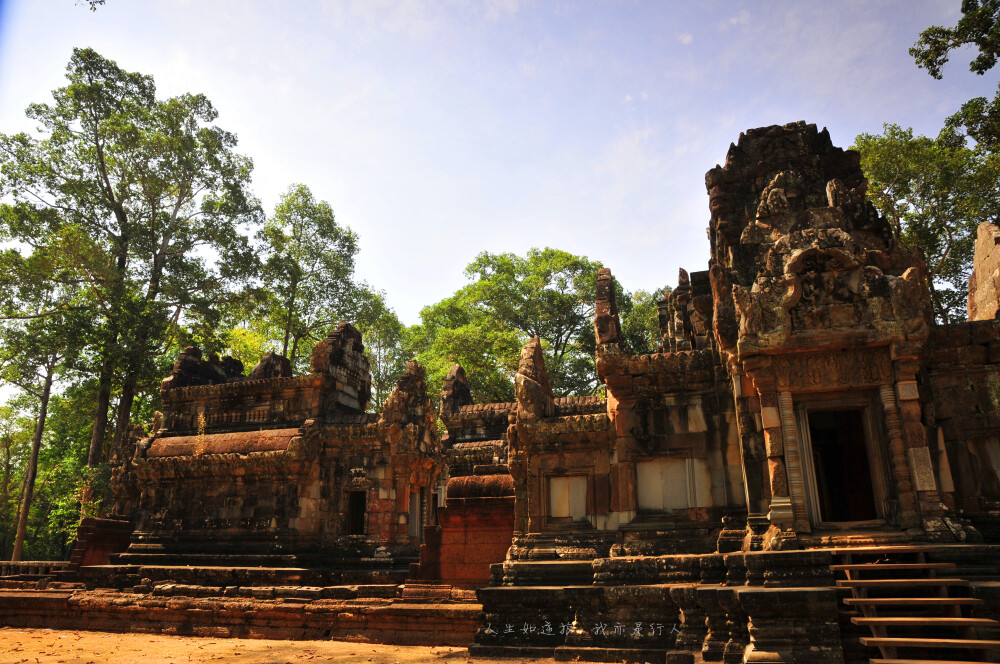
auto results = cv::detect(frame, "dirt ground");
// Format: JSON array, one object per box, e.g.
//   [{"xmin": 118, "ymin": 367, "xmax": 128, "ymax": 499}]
[{"xmin": 0, "ymin": 628, "xmax": 554, "ymax": 664}]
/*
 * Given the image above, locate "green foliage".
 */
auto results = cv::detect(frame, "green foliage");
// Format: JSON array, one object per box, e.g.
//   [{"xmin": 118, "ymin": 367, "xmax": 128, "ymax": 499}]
[
  {"xmin": 407, "ymin": 248, "xmax": 660, "ymax": 402},
  {"xmin": 911, "ymin": 1, "xmax": 1000, "ymax": 153},
  {"xmin": 0, "ymin": 401, "xmax": 33, "ymax": 558},
  {"xmin": 853, "ymin": 124, "xmax": 1000, "ymax": 322},
  {"xmin": 406, "ymin": 300, "xmax": 522, "ymax": 403},
  {"xmin": 910, "ymin": 0, "xmax": 999, "ymax": 79},
  {"xmin": 256, "ymin": 184, "xmax": 359, "ymax": 371},
  {"xmin": 353, "ymin": 290, "xmax": 408, "ymax": 411},
  {"xmin": 0, "ymin": 47, "xmax": 262, "ymax": 472},
  {"xmin": 622, "ymin": 288, "xmax": 667, "ymax": 355}
]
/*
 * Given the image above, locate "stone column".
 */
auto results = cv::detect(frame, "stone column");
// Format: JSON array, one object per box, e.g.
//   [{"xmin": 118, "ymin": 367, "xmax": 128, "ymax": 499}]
[
  {"xmin": 737, "ymin": 587, "xmax": 845, "ymax": 664},
  {"xmin": 718, "ymin": 586, "xmax": 750, "ymax": 664},
  {"xmin": 731, "ymin": 368, "xmax": 767, "ymax": 520},
  {"xmin": 778, "ymin": 391, "xmax": 809, "ymax": 532},
  {"xmin": 696, "ymin": 585, "xmax": 728, "ymax": 661},
  {"xmin": 893, "ymin": 351, "xmax": 946, "ymax": 531},
  {"xmin": 878, "ymin": 383, "xmax": 921, "ymax": 529},
  {"xmin": 670, "ymin": 584, "xmax": 708, "ymax": 654}
]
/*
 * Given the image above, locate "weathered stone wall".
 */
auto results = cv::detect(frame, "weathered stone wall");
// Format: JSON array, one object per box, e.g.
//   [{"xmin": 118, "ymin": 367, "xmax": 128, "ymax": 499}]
[
  {"xmin": 413, "ymin": 474, "xmax": 515, "ymax": 588},
  {"xmin": 120, "ymin": 326, "xmax": 445, "ymax": 562},
  {"xmin": 923, "ymin": 319, "xmax": 1000, "ymax": 535},
  {"xmin": 969, "ymin": 221, "xmax": 1000, "ymax": 321}
]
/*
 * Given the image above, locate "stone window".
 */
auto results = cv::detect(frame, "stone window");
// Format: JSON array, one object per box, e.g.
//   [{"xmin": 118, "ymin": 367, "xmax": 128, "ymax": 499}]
[
  {"xmin": 548, "ymin": 476, "xmax": 587, "ymax": 521},
  {"xmin": 635, "ymin": 457, "xmax": 712, "ymax": 512}
]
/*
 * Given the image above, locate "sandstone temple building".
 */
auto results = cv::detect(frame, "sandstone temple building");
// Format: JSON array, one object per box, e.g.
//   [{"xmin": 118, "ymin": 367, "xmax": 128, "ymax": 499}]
[{"xmin": 3, "ymin": 122, "xmax": 1000, "ymax": 664}]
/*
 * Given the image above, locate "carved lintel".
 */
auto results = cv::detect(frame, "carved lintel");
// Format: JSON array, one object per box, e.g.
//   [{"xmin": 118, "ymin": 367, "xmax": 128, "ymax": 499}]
[{"xmin": 772, "ymin": 349, "xmax": 892, "ymax": 392}]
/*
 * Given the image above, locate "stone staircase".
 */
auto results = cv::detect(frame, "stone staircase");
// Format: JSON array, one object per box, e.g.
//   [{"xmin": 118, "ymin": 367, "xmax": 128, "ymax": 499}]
[{"xmin": 831, "ymin": 545, "xmax": 1000, "ymax": 664}]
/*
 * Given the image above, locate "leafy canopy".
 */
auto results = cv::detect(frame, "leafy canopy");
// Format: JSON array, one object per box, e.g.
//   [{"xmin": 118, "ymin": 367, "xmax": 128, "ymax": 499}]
[
  {"xmin": 911, "ymin": 1, "xmax": 1000, "ymax": 153},
  {"xmin": 0, "ymin": 47, "xmax": 262, "ymax": 465},
  {"xmin": 407, "ymin": 248, "xmax": 662, "ymax": 403},
  {"xmin": 853, "ymin": 123, "xmax": 1000, "ymax": 322},
  {"xmin": 255, "ymin": 183, "xmax": 359, "ymax": 370}
]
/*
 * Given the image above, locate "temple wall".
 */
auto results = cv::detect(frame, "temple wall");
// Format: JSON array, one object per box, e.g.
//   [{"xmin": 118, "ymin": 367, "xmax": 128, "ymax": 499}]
[
  {"xmin": 420, "ymin": 475, "xmax": 515, "ymax": 587},
  {"xmin": 968, "ymin": 221, "xmax": 1000, "ymax": 321},
  {"xmin": 923, "ymin": 320, "xmax": 1000, "ymax": 528}
]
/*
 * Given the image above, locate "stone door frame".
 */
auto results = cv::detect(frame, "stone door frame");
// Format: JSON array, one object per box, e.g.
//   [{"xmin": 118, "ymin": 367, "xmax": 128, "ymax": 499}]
[{"xmin": 792, "ymin": 391, "xmax": 895, "ymax": 528}]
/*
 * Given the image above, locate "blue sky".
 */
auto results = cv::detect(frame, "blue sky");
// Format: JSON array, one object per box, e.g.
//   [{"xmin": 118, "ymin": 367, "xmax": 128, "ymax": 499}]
[{"xmin": 1, "ymin": 1, "xmax": 997, "ymax": 325}]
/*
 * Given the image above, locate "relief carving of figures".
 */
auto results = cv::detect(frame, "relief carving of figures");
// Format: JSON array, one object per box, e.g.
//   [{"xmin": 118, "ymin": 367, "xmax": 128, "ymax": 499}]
[
  {"xmin": 706, "ymin": 123, "xmax": 932, "ymax": 360},
  {"xmin": 772, "ymin": 349, "xmax": 892, "ymax": 392}
]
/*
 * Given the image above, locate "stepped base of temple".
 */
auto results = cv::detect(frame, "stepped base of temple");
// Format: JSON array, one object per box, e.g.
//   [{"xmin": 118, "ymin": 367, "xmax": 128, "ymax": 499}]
[
  {"xmin": 0, "ymin": 582, "xmax": 480, "ymax": 646},
  {"xmin": 473, "ymin": 544, "xmax": 1000, "ymax": 664}
]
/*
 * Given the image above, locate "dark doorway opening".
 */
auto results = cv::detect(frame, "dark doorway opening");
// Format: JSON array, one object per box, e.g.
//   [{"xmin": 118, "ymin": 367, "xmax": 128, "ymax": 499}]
[
  {"xmin": 346, "ymin": 491, "xmax": 367, "ymax": 535},
  {"xmin": 808, "ymin": 409, "xmax": 878, "ymax": 522}
]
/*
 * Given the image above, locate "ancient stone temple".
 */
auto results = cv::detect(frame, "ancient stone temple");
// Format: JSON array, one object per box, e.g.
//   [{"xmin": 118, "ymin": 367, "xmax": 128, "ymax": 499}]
[
  {"xmin": 5, "ymin": 121, "xmax": 1000, "ymax": 663},
  {"xmin": 471, "ymin": 122, "xmax": 1000, "ymax": 663},
  {"xmin": 116, "ymin": 322, "xmax": 445, "ymax": 575}
]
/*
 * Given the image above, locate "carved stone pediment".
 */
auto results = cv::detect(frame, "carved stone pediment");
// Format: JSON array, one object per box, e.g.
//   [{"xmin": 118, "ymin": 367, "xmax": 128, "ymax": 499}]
[{"xmin": 707, "ymin": 122, "xmax": 932, "ymax": 358}]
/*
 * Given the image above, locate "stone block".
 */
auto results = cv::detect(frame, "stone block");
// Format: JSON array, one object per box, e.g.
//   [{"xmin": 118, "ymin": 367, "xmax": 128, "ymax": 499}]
[{"xmin": 760, "ymin": 407, "xmax": 780, "ymax": 429}]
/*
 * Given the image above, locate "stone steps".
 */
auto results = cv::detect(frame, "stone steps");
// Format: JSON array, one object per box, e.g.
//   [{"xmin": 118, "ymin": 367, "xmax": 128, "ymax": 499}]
[
  {"xmin": 80, "ymin": 563, "xmax": 410, "ymax": 589},
  {"xmin": 846, "ymin": 598, "xmax": 985, "ymax": 607},
  {"xmin": 860, "ymin": 638, "xmax": 1000, "ymax": 650},
  {"xmin": 852, "ymin": 617, "xmax": 998, "ymax": 628},
  {"xmin": 832, "ymin": 547, "xmax": 999, "ymax": 663}
]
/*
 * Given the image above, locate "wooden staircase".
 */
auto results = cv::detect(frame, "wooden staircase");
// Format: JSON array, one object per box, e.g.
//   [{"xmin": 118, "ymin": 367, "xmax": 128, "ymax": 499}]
[{"xmin": 831, "ymin": 546, "xmax": 1000, "ymax": 664}]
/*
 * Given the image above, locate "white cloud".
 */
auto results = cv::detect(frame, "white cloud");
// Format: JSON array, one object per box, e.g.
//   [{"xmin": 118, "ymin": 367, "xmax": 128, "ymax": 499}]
[
  {"xmin": 483, "ymin": 0, "xmax": 525, "ymax": 22},
  {"xmin": 678, "ymin": 33, "xmax": 693, "ymax": 45},
  {"xmin": 729, "ymin": 10, "xmax": 750, "ymax": 25}
]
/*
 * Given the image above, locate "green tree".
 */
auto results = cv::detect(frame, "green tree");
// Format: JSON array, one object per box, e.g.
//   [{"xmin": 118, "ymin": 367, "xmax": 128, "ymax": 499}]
[
  {"xmin": 0, "ymin": 48, "xmax": 261, "ymax": 467},
  {"xmin": 622, "ymin": 288, "xmax": 667, "ymax": 355},
  {"xmin": 911, "ymin": 1, "xmax": 1000, "ymax": 152},
  {"xmin": 407, "ymin": 248, "xmax": 657, "ymax": 402},
  {"xmin": 853, "ymin": 124, "xmax": 1000, "ymax": 322},
  {"xmin": 0, "ymin": 402, "xmax": 33, "ymax": 559},
  {"xmin": 256, "ymin": 184, "xmax": 359, "ymax": 371},
  {"xmin": 0, "ymin": 229, "xmax": 91, "ymax": 560},
  {"xmin": 406, "ymin": 290, "xmax": 523, "ymax": 403},
  {"xmin": 354, "ymin": 290, "xmax": 408, "ymax": 411}
]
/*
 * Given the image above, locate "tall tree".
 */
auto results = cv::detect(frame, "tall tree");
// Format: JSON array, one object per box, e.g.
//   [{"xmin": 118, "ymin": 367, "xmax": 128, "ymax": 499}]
[
  {"xmin": 0, "ymin": 228, "xmax": 89, "ymax": 560},
  {"xmin": 853, "ymin": 123, "xmax": 1000, "ymax": 322},
  {"xmin": 353, "ymin": 290, "xmax": 408, "ymax": 411},
  {"xmin": 257, "ymin": 184, "xmax": 359, "ymax": 371},
  {"xmin": 407, "ymin": 248, "xmax": 656, "ymax": 402},
  {"xmin": 911, "ymin": 0, "xmax": 1000, "ymax": 152},
  {"xmin": 0, "ymin": 48, "xmax": 261, "ymax": 466}
]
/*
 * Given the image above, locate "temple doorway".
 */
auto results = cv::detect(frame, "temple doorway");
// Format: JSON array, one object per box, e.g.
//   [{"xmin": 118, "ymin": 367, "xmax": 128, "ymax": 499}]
[
  {"xmin": 806, "ymin": 409, "xmax": 878, "ymax": 522},
  {"xmin": 346, "ymin": 491, "xmax": 367, "ymax": 535}
]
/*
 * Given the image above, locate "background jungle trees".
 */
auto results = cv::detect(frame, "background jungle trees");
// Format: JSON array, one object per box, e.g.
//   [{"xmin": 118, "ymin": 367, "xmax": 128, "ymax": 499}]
[
  {"xmin": 850, "ymin": 2, "xmax": 1000, "ymax": 323},
  {"xmin": 852, "ymin": 123, "xmax": 1000, "ymax": 322},
  {"xmin": 0, "ymin": 47, "xmax": 262, "ymax": 469},
  {"xmin": 406, "ymin": 248, "xmax": 662, "ymax": 402}
]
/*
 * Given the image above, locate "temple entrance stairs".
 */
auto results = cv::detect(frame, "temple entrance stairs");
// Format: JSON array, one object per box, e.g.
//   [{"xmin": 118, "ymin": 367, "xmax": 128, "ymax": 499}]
[{"xmin": 831, "ymin": 545, "xmax": 1000, "ymax": 664}]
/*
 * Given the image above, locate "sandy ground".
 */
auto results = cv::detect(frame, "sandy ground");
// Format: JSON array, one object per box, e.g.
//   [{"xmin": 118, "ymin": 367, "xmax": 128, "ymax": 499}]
[{"xmin": 0, "ymin": 628, "xmax": 553, "ymax": 664}]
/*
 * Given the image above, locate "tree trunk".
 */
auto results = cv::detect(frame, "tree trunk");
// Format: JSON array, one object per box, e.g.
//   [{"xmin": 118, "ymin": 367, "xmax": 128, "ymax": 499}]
[
  {"xmin": 87, "ymin": 352, "xmax": 113, "ymax": 467},
  {"xmin": 11, "ymin": 367, "xmax": 53, "ymax": 562},
  {"xmin": 111, "ymin": 371, "xmax": 138, "ymax": 457}
]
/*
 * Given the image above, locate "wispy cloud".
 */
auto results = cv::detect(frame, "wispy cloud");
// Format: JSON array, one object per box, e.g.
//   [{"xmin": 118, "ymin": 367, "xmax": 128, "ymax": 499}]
[
  {"xmin": 483, "ymin": 0, "xmax": 526, "ymax": 22},
  {"xmin": 729, "ymin": 10, "xmax": 750, "ymax": 25},
  {"xmin": 677, "ymin": 32, "xmax": 693, "ymax": 45}
]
